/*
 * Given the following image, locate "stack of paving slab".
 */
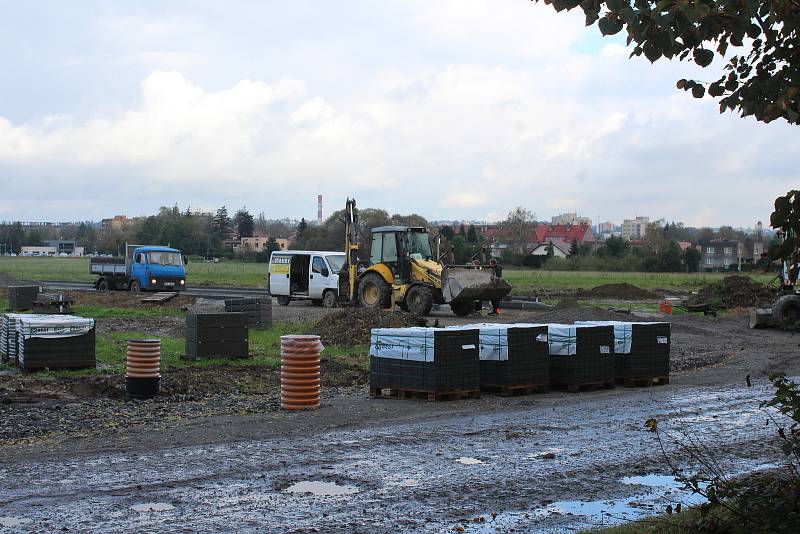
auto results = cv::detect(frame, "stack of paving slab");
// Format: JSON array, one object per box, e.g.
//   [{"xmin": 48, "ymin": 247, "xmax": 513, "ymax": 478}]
[{"xmin": 1, "ymin": 314, "xmax": 96, "ymax": 372}]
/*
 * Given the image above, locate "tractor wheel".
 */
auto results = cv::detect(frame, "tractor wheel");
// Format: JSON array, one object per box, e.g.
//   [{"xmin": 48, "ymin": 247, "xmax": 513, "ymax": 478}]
[
  {"xmin": 772, "ymin": 294, "xmax": 800, "ymax": 331},
  {"xmin": 322, "ymin": 290, "xmax": 339, "ymax": 308},
  {"xmin": 358, "ymin": 273, "xmax": 391, "ymax": 309},
  {"xmin": 405, "ymin": 285, "xmax": 433, "ymax": 316},
  {"xmin": 130, "ymin": 280, "xmax": 141, "ymax": 292},
  {"xmin": 449, "ymin": 300, "xmax": 475, "ymax": 317},
  {"xmin": 97, "ymin": 278, "xmax": 109, "ymax": 291},
  {"xmin": 277, "ymin": 295, "xmax": 290, "ymax": 306}
]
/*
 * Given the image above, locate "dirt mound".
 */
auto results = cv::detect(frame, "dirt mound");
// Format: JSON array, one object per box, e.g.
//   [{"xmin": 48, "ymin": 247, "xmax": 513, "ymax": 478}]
[
  {"xmin": 310, "ymin": 308, "xmax": 426, "ymax": 346},
  {"xmin": 63, "ymin": 290, "xmax": 195, "ymax": 310},
  {"xmin": 554, "ymin": 297, "xmax": 580, "ymax": 309},
  {"xmin": 524, "ymin": 306, "xmax": 654, "ymax": 325},
  {"xmin": 688, "ymin": 275, "xmax": 775, "ymax": 309},
  {"xmin": 576, "ymin": 283, "xmax": 660, "ymax": 300}
]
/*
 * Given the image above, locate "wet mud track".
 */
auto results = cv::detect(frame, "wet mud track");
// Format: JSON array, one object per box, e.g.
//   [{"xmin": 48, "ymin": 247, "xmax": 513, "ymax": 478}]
[{"xmin": 0, "ymin": 378, "xmax": 786, "ymax": 533}]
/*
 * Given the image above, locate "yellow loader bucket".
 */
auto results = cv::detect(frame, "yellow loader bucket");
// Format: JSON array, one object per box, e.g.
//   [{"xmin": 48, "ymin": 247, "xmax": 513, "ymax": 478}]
[{"xmin": 440, "ymin": 266, "xmax": 512, "ymax": 303}]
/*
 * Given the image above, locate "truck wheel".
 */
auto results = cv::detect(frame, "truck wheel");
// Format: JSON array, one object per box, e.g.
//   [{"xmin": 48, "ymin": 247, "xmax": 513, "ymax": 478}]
[
  {"xmin": 130, "ymin": 280, "xmax": 141, "ymax": 292},
  {"xmin": 322, "ymin": 290, "xmax": 338, "ymax": 308},
  {"xmin": 450, "ymin": 300, "xmax": 474, "ymax": 317},
  {"xmin": 405, "ymin": 285, "xmax": 433, "ymax": 315},
  {"xmin": 97, "ymin": 279, "xmax": 109, "ymax": 291},
  {"xmin": 772, "ymin": 294, "xmax": 800, "ymax": 331},
  {"xmin": 358, "ymin": 273, "xmax": 391, "ymax": 309},
  {"xmin": 277, "ymin": 295, "xmax": 290, "ymax": 306}
]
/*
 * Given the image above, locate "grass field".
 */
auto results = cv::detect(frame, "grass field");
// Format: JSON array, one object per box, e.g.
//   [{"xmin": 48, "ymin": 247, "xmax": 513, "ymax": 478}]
[{"xmin": 0, "ymin": 256, "xmax": 775, "ymax": 294}]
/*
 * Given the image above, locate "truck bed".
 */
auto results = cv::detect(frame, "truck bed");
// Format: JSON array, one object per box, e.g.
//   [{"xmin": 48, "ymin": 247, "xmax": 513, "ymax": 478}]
[{"xmin": 89, "ymin": 257, "xmax": 126, "ymax": 275}]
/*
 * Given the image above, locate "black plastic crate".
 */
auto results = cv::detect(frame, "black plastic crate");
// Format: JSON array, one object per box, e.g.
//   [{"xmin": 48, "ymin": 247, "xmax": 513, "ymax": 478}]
[{"xmin": 8, "ymin": 286, "xmax": 40, "ymax": 311}]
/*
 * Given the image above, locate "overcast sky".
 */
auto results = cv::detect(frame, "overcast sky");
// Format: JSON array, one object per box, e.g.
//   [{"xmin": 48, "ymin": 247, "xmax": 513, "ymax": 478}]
[{"xmin": 0, "ymin": 1, "xmax": 794, "ymax": 227}]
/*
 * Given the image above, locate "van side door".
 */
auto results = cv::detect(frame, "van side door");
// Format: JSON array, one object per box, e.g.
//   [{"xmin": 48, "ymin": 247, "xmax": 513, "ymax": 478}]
[{"xmin": 309, "ymin": 255, "xmax": 330, "ymax": 299}]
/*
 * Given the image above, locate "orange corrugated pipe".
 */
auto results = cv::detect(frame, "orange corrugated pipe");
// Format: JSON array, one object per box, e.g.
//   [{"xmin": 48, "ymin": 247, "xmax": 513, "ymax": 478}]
[
  {"xmin": 280, "ymin": 335, "xmax": 321, "ymax": 410},
  {"xmin": 126, "ymin": 339, "xmax": 161, "ymax": 378}
]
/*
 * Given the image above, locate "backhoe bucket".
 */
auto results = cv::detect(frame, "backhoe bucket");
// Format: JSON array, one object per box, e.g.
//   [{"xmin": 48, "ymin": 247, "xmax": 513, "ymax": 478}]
[{"xmin": 441, "ymin": 266, "xmax": 512, "ymax": 303}]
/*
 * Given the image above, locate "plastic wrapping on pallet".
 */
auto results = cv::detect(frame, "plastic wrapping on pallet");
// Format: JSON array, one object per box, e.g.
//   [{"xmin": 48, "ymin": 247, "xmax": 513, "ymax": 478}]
[
  {"xmin": 15, "ymin": 315, "xmax": 95, "ymax": 339},
  {"xmin": 574, "ymin": 321, "xmax": 670, "ymax": 354},
  {"xmin": 445, "ymin": 323, "xmax": 547, "ymax": 361},
  {"xmin": 371, "ymin": 327, "xmax": 449, "ymax": 362}
]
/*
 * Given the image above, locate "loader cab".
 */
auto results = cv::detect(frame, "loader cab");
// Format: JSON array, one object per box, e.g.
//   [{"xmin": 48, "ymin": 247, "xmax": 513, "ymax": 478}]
[{"xmin": 370, "ymin": 226, "xmax": 432, "ymax": 282}]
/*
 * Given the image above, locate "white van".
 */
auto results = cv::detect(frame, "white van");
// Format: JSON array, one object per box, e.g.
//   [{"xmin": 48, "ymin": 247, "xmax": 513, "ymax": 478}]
[{"xmin": 268, "ymin": 250, "xmax": 346, "ymax": 307}]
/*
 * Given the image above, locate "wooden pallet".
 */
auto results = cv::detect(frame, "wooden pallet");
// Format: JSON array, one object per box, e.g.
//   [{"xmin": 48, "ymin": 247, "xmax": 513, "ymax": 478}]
[
  {"xmin": 369, "ymin": 387, "xmax": 480, "ymax": 402},
  {"xmin": 622, "ymin": 376, "xmax": 670, "ymax": 388},
  {"xmin": 141, "ymin": 292, "xmax": 178, "ymax": 303},
  {"xmin": 552, "ymin": 380, "xmax": 615, "ymax": 393},
  {"xmin": 481, "ymin": 383, "xmax": 549, "ymax": 396}
]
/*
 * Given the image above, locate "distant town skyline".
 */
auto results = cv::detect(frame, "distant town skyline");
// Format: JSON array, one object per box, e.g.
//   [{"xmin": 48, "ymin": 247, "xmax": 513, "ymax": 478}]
[{"xmin": 0, "ymin": 2, "xmax": 795, "ymax": 227}]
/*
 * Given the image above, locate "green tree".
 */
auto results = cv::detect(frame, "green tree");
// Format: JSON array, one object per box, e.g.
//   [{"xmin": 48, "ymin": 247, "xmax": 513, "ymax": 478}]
[
  {"xmin": 540, "ymin": 0, "xmax": 800, "ymax": 124},
  {"xmin": 599, "ymin": 235, "xmax": 630, "ymax": 258},
  {"xmin": 297, "ymin": 217, "xmax": 308, "ymax": 236},
  {"xmin": 569, "ymin": 238, "xmax": 579, "ymax": 256},
  {"xmin": 502, "ymin": 206, "xmax": 536, "ymax": 253},
  {"xmin": 212, "ymin": 206, "xmax": 231, "ymax": 247},
  {"xmin": 234, "ymin": 208, "xmax": 255, "ymax": 238},
  {"xmin": 682, "ymin": 245, "xmax": 702, "ymax": 271},
  {"xmin": 467, "ymin": 224, "xmax": 479, "ymax": 243},
  {"xmin": 440, "ymin": 225, "xmax": 456, "ymax": 240}
]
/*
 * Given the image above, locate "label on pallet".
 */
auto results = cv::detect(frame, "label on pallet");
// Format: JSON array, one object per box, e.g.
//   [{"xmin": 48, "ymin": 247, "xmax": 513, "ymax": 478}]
[
  {"xmin": 600, "ymin": 345, "xmax": 610, "ymax": 354},
  {"xmin": 462, "ymin": 344, "xmax": 475, "ymax": 350},
  {"xmin": 657, "ymin": 336, "xmax": 668, "ymax": 344},
  {"xmin": 16, "ymin": 315, "xmax": 95, "ymax": 339},
  {"xmin": 536, "ymin": 334, "xmax": 548, "ymax": 342}
]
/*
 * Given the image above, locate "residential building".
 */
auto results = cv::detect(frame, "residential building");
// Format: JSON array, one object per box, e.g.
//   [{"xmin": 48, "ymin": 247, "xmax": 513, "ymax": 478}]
[
  {"xmin": 101, "ymin": 215, "xmax": 132, "ymax": 233},
  {"xmin": 621, "ymin": 217, "xmax": 650, "ymax": 241},
  {"xmin": 701, "ymin": 239, "xmax": 741, "ymax": 271},
  {"xmin": 597, "ymin": 222, "xmax": 615, "ymax": 234},
  {"xmin": 481, "ymin": 222, "xmax": 595, "ymax": 254},
  {"xmin": 551, "ymin": 212, "xmax": 592, "ymax": 226},
  {"xmin": 530, "ymin": 242, "xmax": 569, "ymax": 258}
]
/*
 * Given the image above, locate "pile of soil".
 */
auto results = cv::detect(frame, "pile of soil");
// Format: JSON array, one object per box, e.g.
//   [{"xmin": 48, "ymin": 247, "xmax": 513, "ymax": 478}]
[
  {"xmin": 525, "ymin": 306, "xmax": 649, "ymax": 325},
  {"xmin": 62, "ymin": 290, "xmax": 195, "ymax": 310},
  {"xmin": 310, "ymin": 308, "xmax": 426, "ymax": 346},
  {"xmin": 575, "ymin": 283, "xmax": 661, "ymax": 300},
  {"xmin": 688, "ymin": 275, "xmax": 775, "ymax": 309}
]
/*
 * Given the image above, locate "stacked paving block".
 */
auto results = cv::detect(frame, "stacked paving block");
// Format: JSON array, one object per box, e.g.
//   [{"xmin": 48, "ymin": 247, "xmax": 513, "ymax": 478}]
[
  {"xmin": 576, "ymin": 321, "xmax": 671, "ymax": 386},
  {"xmin": 185, "ymin": 313, "xmax": 249, "ymax": 359},
  {"xmin": 547, "ymin": 324, "xmax": 615, "ymax": 391},
  {"xmin": 0, "ymin": 313, "xmax": 24, "ymax": 364},
  {"xmin": 8, "ymin": 285, "xmax": 40, "ymax": 311},
  {"xmin": 14, "ymin": 315, "xmax": 96, "ymax": 372},
  {"xmin": 369, "ymin": 327, "xmax": 480, "ymax": 399},
  {"xmin": 448, "ymin": 323, "xmax": 550, "ymax": 394},
  {"xmin": 224, "ymin": 297, "xmax": 272, "ymax": 329}
]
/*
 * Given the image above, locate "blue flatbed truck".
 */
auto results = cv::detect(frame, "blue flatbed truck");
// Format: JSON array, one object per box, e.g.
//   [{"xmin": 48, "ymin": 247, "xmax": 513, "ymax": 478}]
[{"xmin": 90, "ymin": 244, "xmax": 187, "ymax": 292}]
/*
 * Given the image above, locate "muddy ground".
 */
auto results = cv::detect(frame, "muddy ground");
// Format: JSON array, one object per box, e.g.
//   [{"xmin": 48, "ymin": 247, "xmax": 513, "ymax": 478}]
[{"xmin": 1, "ymin": 297, "xmax": 799, "ymax": 532}]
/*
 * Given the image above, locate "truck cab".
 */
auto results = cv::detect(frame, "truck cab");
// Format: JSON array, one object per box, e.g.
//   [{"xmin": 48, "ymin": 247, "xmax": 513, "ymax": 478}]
[{"xmin": 129, "ymin": 246, "xmax": 187, "ymax": 291}]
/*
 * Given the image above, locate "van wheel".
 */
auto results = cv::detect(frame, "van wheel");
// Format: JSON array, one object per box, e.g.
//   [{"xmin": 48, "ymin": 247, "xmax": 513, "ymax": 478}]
[
  {"xmin": 322, "ymin": 290, "xmax": 338, "ymax": 308},
  {"xmin": 277, "ymin": 295, "xmax": 290, "ymax": 306},
  {"xmin": 130, "ymin": 280, "xmax": 141, "ymax": 292}
]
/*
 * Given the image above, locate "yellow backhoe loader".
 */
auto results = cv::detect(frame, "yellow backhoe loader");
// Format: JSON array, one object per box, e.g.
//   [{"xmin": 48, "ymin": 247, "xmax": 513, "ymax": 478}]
[{"xmin": 338, "ymin": 198, "xmax": 511, "ymax": 316}]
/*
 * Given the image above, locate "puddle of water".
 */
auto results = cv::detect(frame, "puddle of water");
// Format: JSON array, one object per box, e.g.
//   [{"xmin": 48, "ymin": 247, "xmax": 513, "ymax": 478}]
[
  {"xmin": 456, "ymin": 457, "xmax": 485, "ymax": 465},
  {"xmin": 284, "ymin": 481, "xmax": 359, "ymax": 496},
  {"xmin": 622, "ymin": 474, "xmax": 683, "ymax": 488},
  {"xmin": 0, "ymin": 517, "xmax": 31, "ymax": 528},
  {"xmin": 131, "ymin": 503, "xmax": 175, "ymax": 512}
]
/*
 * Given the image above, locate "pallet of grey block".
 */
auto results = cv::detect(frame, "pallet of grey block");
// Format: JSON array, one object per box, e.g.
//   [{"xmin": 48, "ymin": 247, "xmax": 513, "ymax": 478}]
[
  {"xmin": 575, "ymin": 320, "xmax": 671, "ymax": 387},
  {"xmin": 1, "ymin": 313, "xmax": 26, "ymax": 364},
  {"xmin": 8, "ymin": 285, "xmax": 41, "ymax": 311},
  {"xmin": 185, "ymin": 313, "xmax": 249, "ymax": 359},
  {"xmin": 546, "ymin": 324, "xmax": 615, "ymax": 392},
  {"xmin": 14, "ymin": 314, "xmax": 96, "ymax": 372},
  {"xmin": 369, "ymin": 327, "xmax": 481, "ymax": 400},
  {"xmin": 447, "ymin": 323, "xmax": 551, "ymax": 395},
  {"xmin": 224, "ymin": 297, "xmax": 272, "ymax": 328}
]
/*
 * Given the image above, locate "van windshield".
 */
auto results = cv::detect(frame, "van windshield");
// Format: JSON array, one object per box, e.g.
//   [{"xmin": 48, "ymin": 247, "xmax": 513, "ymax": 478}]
[
  {"xmin": 147, "ymin": 252, "xmax": 182, "ymax": 266},
  {"xmin": 326, "ymin": 255, "xmax": 345, "ymax": 272}
]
